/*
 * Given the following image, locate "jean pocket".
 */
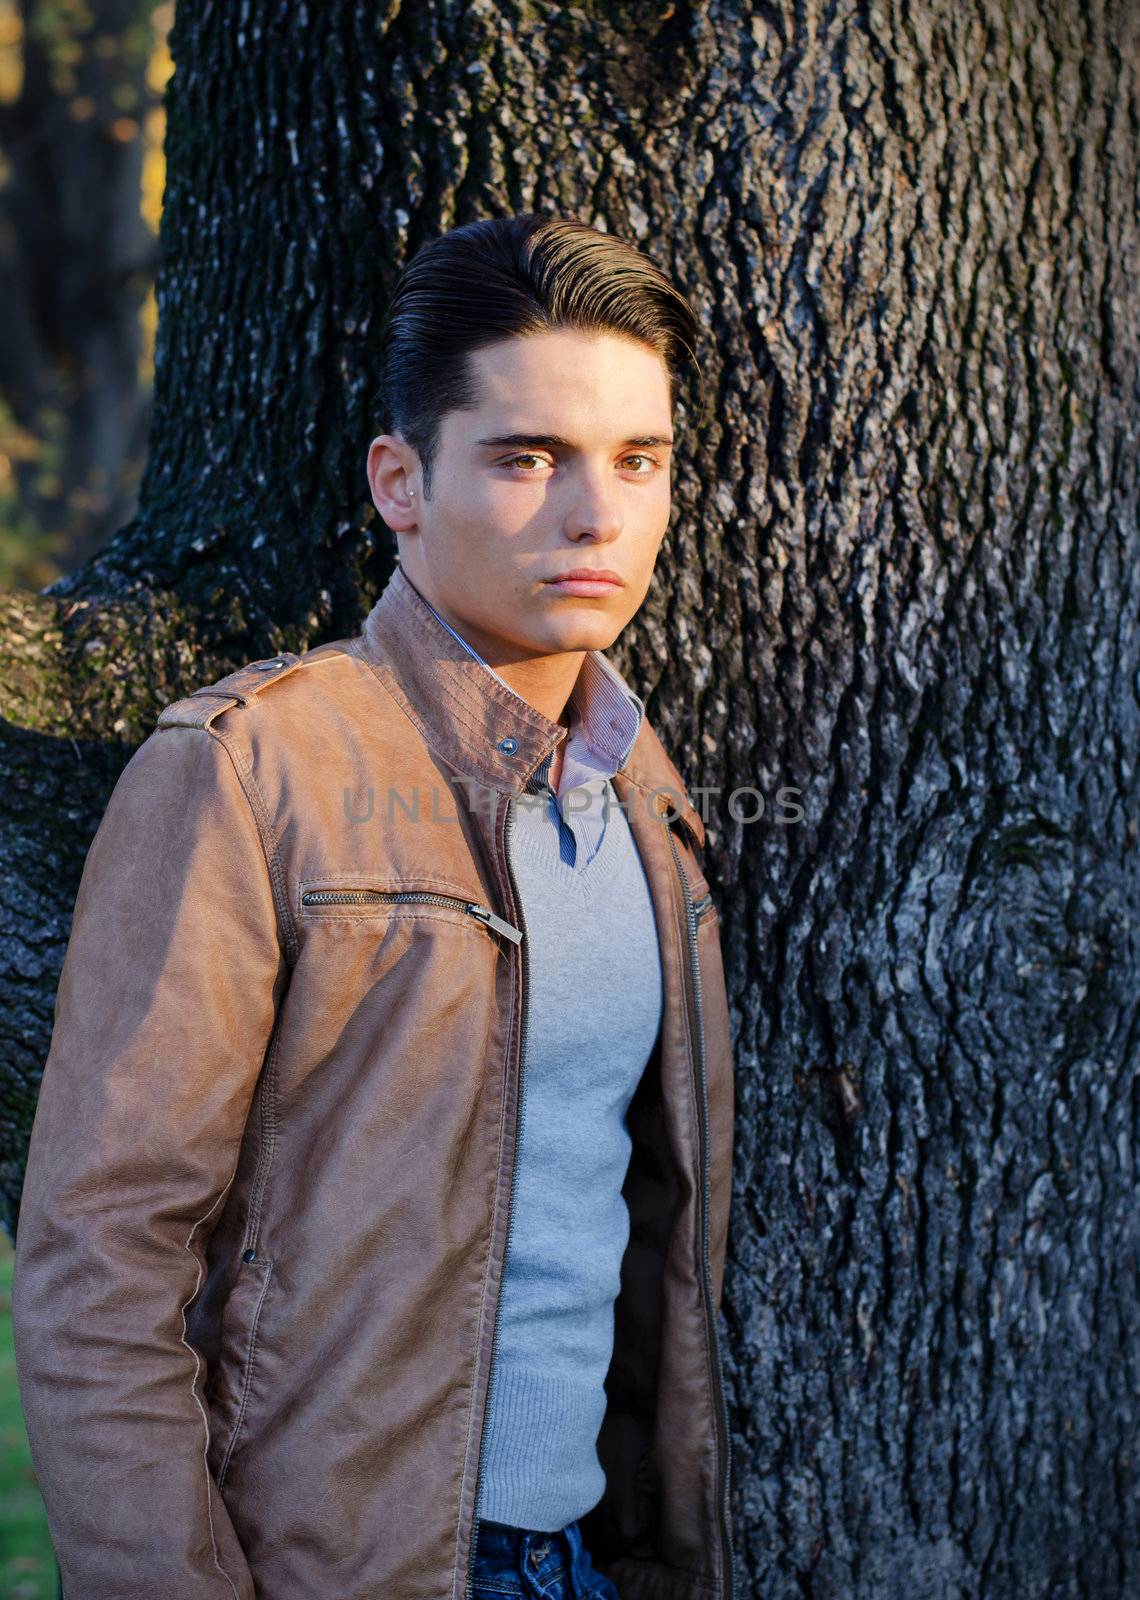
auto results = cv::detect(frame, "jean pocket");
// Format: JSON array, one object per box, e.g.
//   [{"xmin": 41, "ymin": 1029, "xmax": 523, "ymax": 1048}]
[{"xmin": 471, "ymin": 1580, "xmax": 526, "ymax": 1599}]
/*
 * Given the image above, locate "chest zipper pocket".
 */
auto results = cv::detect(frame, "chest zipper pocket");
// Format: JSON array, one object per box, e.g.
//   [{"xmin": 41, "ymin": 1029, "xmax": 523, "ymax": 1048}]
[{"xmin": 299, "ymin": 887, "xmax": 523, "ymax": 945}]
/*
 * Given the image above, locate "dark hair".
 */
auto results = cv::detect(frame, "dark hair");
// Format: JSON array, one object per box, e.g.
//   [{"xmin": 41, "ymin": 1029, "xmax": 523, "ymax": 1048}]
[{"xmin": 375, "ymin": 212, "xmax": 703, "ymax": 499}]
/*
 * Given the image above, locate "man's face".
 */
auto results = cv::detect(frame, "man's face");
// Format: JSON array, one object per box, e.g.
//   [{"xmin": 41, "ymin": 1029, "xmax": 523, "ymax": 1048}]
[{"xmin": 367, "ymin": 327, "xmax": 675, "ymax": 662}]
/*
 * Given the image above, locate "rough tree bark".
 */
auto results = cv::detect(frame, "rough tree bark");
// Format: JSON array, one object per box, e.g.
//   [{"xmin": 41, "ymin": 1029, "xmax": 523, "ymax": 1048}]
[{"xmin": 3, "ymin": 3, "xmax": 1138, "ymax": 1597}]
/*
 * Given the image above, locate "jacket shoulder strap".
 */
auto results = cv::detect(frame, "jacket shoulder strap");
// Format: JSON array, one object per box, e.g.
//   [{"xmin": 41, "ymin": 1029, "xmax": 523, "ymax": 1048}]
[{"xmin": 156, "ymin": 651, "xmax": 306, "ymax": 732}]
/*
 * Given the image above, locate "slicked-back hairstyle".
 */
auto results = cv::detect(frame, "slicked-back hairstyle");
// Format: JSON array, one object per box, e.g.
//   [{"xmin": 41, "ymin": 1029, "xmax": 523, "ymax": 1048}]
[{"xmin": 374, "ymin": 212, "xmax": 702, "ymax": 500}]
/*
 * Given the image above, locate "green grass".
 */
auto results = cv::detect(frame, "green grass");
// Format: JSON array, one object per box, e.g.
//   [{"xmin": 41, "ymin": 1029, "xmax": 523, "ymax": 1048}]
[{"xmin": 0, "ymin": 1233, "xmax": 59, "ymax": 1600}]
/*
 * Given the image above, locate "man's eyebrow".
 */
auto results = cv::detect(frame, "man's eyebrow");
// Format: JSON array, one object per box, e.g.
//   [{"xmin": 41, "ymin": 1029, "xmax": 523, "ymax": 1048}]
[{"xmin": 473, "ymin": 432, "xmax": 675, "ymax": 450}]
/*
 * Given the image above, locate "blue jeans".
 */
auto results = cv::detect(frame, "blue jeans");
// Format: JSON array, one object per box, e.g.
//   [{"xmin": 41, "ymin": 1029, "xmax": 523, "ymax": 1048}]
[{"xmin": 471, "ymin": 1516, "xmax": 620, "ymax": 1600}]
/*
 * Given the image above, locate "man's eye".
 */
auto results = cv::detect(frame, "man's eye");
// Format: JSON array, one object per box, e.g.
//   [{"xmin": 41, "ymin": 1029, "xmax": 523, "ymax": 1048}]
[{"xmin": 501, "ymin": 452, "xmax": 660, "ymax": 474}]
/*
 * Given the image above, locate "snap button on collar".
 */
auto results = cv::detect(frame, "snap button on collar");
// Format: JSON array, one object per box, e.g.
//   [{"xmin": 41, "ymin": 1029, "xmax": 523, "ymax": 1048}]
[
  {"xmin": 254, "ymin": 658, "xmax": 286, "ymax": 671},
  {"xmin": 497, "ymin": 737, "xmax": 519, "ymax": 754}
]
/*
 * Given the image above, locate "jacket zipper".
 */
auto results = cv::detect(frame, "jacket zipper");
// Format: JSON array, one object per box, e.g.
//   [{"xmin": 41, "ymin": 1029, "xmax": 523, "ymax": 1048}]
[
  {"xmin": 299, "ymin": 888, "xmax": 523, "ymax": 944},
  {"xmin": 464, "ymin": 791, "xmax": 530, "ymax": 1600},
  {"xmin": 663, "ymin": 821, "xmax": 736, "ymax": 1600}
]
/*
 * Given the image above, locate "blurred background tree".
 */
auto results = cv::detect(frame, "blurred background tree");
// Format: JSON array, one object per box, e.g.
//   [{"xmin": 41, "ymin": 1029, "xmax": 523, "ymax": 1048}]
[{"xmin": 0, "ymin": 0, "xmax": 173, "ymax": 591}]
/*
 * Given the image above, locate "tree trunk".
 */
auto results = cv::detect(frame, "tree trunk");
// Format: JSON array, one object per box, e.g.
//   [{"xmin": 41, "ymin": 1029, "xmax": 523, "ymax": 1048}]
[{"xmin": 3, "ymin": 2, "xmax": 1137, "ymax": 1595}]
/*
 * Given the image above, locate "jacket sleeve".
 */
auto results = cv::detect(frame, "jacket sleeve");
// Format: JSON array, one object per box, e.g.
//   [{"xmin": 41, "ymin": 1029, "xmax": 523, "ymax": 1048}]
[{"xmin": 11, "ymin": 721, "xmax": 289, "ymax": 1599}]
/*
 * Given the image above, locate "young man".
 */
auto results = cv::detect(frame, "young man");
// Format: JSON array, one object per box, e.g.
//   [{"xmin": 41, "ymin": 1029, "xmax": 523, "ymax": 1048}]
[{"xmin": 13, "ymin": 213, "xmax": 736, "ymax": 1600}]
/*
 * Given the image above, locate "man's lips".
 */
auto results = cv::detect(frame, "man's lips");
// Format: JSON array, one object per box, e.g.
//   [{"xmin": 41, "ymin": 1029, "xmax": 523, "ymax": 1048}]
[{"xmin": 543, "ymin": 568, "xmax": 624, "ymax": 586}]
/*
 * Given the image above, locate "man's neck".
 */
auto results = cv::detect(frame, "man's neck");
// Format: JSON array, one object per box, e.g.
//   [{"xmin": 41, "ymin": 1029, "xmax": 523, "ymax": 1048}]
[{"xmin": 490, "ymin": 651, "xmax": 586, "ymax": 729}]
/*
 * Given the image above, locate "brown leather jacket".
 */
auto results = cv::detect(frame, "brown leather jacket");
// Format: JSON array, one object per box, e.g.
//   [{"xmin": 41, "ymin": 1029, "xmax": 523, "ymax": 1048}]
[{"xmin": 13, "ymin": 564, "xmax": 736, "ymax": 1600}]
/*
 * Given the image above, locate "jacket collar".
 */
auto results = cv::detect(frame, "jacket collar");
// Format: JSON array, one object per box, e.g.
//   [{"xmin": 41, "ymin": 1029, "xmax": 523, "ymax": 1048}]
[
  {"xmin": 352, "ymin": 563, "xmax": 586, "ymax": 793},
  {"xmin": 408, "ymin": 574, "xmax": 646, "ymax": 801},
  {"xmin": 351, "ymin": 562, "xmax": 706, "ymax": 847}
]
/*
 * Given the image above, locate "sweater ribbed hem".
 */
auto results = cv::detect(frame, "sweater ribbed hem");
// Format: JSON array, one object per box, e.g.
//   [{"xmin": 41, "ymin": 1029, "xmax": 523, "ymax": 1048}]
[{"xmin": 474, "ymin": 1363, "xmax": 607, "ymax": 1531}]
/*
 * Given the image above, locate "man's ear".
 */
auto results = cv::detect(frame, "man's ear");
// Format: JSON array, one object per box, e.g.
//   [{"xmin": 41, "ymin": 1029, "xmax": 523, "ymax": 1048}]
[{"xmin": 367, "ymin": 433, "xmax": 419, "ymax": 532}]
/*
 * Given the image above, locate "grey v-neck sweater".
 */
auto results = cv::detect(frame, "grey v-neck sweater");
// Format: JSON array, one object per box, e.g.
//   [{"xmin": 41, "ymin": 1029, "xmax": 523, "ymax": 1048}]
[
  {"xmin": 475, "ymin": 765, "xmax": 664, "ymax": 1530},
  {"xmin": 413, "ymin": 584, "xmax": 665, "ymax": 1531}
]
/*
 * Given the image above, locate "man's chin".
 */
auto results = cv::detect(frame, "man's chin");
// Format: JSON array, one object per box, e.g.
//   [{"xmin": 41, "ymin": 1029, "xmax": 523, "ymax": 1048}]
[{"xmin": 533, "ymin": 616, "xmax": 624, "ymax": 656}]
